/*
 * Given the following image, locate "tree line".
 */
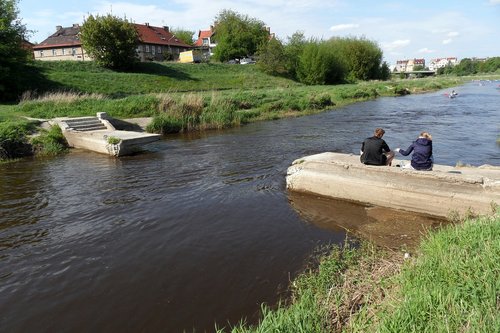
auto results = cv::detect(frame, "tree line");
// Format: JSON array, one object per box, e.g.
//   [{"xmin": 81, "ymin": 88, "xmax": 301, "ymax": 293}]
[{"xmin": 438, "ymin": 57, "xmax": 500, "ymax": 76}]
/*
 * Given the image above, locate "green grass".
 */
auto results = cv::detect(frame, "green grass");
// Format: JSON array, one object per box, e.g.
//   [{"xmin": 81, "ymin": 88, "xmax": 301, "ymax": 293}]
[
  {"xmin": 352, "ymin": 212, "xmax": 500, "ymax": 333},
  {"xmin": 30, "ymin": 125, "xmax": 69, "ymax": 156},
  {"xmin": 220, "ymin": 211, "xmax": 500, "ymax": 333}
]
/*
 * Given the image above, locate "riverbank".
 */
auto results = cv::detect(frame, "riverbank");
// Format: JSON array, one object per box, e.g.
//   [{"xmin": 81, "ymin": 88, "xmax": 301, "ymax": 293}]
[
  {"xmin": 220, "ymin": 210, "xmax": 499, "ymax": 332},
  {"xmin": 1, "ymin": 61, "xmax": 499, "ymax": 160}
]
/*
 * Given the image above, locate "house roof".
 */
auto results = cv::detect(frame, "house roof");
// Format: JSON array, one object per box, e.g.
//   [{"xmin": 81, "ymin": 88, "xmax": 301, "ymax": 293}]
[
  {"xmin": 135, "ymin": 23, "xmax": 191, "ymax": 48},
  {"xmin": 33, "ymin": 23, "xmax": 192, "ymax": 50},
  {"xmin": 194, "ymin": 28, "xmax": 214, "ymax": 47},
  {"xmin": 33, "ymin": 25, "xmax": 81, "ymax": 49}
]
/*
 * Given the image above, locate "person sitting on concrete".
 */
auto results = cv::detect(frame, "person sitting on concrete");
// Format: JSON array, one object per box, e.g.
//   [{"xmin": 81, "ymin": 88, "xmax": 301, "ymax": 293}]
[
  {"xmin": 360, "ymin": 128, "xmax": 395, "ymax": 166},
  {"xmin": 395, "ymin": 132, "xmax": 433, "ymax": 171}
]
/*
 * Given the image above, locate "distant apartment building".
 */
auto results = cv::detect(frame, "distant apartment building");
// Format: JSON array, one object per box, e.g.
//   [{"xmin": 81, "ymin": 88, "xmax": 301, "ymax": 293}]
[
  {"xmin": 395, "ymin": 58, "xmax": 426, "ymax": 72},
  {"xmin": 428, "ymin": 57, "xmax": 458, "ymax": 71},
  {"xmin": 33, "ymin": 23, "xmax": 191, "ymax": 62}
]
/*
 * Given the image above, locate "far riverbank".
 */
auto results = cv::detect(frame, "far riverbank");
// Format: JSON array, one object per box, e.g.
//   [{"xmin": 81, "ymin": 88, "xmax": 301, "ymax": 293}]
[{"xmin": 1, "ymin": 64, "xmax": 499, "ymax": 161}]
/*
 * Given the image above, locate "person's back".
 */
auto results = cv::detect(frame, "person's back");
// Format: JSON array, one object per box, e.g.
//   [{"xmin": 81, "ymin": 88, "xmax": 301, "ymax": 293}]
[
  {"xmin": 360, "ymin": 128, "xmax": 394, "ymax": 166},
  {"xmin": 397, "ymin": 132, "xmax": 433, "ymax": 170}
]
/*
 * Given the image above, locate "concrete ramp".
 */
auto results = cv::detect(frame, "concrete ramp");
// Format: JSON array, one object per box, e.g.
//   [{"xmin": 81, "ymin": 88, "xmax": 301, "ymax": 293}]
[
  {"xmin": 286, "ymin": 152, "xmax": 500, "ymax": 217},
  {"xmin": 54, "ymin": 113, "xmax": 160, "ymax": 156}
]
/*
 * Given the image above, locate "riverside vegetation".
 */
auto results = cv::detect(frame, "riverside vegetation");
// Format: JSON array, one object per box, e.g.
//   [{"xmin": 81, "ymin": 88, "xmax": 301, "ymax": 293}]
[
  {"xmin": 0, "ymin": 61, "xmax": 483, "ymax": 161},
  {"xmin": 1, "ymin": 61, "xmax": 499, "ymax": 332},
  {"xmin": 217, "ymin": 210, "xmax": 500, "ymax": 333}
]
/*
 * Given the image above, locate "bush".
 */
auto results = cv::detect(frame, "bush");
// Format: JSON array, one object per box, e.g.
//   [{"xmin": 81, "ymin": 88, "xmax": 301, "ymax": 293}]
[
  {"xmin": 0, "ymin": 120, "xmax": 36, "ymax": 159},
  {"xmin": 30, "ymin": 125, "xmax": 68, "ymax": 156},
  {"xmin": 146, "ymin": 114, "xmax": 183, "ymax": 134}
]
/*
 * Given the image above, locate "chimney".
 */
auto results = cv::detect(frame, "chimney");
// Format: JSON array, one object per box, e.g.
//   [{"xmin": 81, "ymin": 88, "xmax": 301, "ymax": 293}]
[
  {"xmin": 73, "ymin": 23, "xmax": 79, "ymax": 28},
  {"xmin": 56, "ymin": 25, "xmax": 62, "ymax": 31},
  {"xmin": 163, "ymin": 26, "xmax": 169, "ymax": 32},
  {"xmin": 210, "ymin": 25, "xmax": 214, "ymax": 32},
  {"xmin": 145, "ymin": 22, "xmax": 149, "ymax": 27}
]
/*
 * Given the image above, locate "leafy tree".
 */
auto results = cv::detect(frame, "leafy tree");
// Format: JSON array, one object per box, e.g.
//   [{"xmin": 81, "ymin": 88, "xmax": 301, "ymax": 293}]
[
  {"xmin": 453, "ymin": 58, "xmax": 478, "ymax": 76},
  {"xmin": 256, "ymin": 37, "xmax": 287, "ymax": 76},
  {"xmin": 80, "ymin": 14, "xmax": 138, "ymax": 69},
  {"xmin": 380, "ymin": 61, "xmax": 391, "ymax": 80},
  {"xmin": 296, "ymin": 40, "xmax": 345, "ymax": 85},
  {"xmin": 0, "ymin": 0, "xmax": 30, "ymax": 101},
  {"xmin": 284, "ymin": 31, "xmax": 306, "ymax": 80},
  {"xmin": 171, "ymin": 28, "xmax": 195, "ymax": 46},
  {"xmin": 413, "ymin": 65, "xmax": 424, "ymax": 71},
  {"xmin": 329, "ymin": 37, "xmax": 383, "ymax": 81},
  {"xmin": 212, "ymin": 9, "xmax": 270, "ymax": 62}
]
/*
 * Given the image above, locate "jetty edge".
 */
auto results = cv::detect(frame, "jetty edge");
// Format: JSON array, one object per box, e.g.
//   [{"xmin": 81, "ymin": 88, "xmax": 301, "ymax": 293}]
[{"xmin": 286, "ymin": 152, "xmax": 500, "ymax": 217}]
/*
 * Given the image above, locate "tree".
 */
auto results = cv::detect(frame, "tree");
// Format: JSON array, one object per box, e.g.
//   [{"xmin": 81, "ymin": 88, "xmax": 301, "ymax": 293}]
[
  {"xmin": 0, "ymin": 0, "xmax": 30, "ymax": 101},
  {"xmin": 296, "ymin": 40, "xmax": 345, "ymax": 85},
  {"xmin": 329, "ymin": 37, "xmax": 383, "ymax": 81},
  {"xmin": 80, "ymin": 14, "xmax": 138, "ymax": 69},
  {"xmin": 212, "ymin": 9, "xmax": 270, "ymax": 62},
  {"xmin": 284, "ymin": 31, "xmax": 306, "ymax": 80},
  {"xmin": 380, "ymin": 61, "xmax": 391, "ymax": 80},
  {"xmin": 256, "ymin": 37, "xmax": 287, "ymax": 76},
  {"xmin": 171, "ymin": 28, "xmax": 195, "ymax": 46}
]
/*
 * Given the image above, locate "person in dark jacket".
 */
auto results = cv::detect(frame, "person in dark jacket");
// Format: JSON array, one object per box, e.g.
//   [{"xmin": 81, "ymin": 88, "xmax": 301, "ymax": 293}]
[
  {"xmin": 360, "ymin": 128, "xmax": 395, "ymax": 166},
  {"xmin": 395, "ymin": 132, "xmax": 433, "ymax": 170}
]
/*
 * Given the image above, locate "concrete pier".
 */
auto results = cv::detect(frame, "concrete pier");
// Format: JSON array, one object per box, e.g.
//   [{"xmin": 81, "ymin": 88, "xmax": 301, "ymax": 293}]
[
  {"xmin": 286, "ymin": 152, "xmax": 500, "ymax": 217},
  {"xmin": 53, "ymin": 113, "xmax": 160, "ymax": 156}
]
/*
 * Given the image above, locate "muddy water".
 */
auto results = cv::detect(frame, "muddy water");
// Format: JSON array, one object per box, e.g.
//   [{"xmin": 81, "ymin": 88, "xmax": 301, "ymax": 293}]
[{"xmin": 0, "ymin": 81, "xmax": 498, "ymax": 332}]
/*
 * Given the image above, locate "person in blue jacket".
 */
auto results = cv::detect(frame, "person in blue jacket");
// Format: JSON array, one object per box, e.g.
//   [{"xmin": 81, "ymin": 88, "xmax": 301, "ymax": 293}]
[{"xmin": 395, "ymin": 132, "xmax": 433, "ymax": 170}]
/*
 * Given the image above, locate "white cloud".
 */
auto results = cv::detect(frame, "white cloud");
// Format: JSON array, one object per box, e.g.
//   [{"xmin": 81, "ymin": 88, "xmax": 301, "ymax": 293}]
[
  {"xmin": 382, "ymin": 39, "xmax": 411, "ymax": 51},
  {"xmin": 489, "ymin": 0, "xmax": 500, "ymax": 4},
  {"xmin": 329, "ymin": 23, "xmax": 359, "ymax": 32},
  {"xmin": 447, "ymin": 31, "xmax": 459, "ymax": 37},
  {"xmin": 418, "ymin": 47, "xmax": 435, "ymax": 53},
  {"xmin": 442, "ymin": 39, "xmax": 452, "ymax": 44}
]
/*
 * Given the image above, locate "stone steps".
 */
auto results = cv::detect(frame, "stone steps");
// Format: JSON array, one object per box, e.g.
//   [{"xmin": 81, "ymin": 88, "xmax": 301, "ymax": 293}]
[{"xmin": 65, "ymin": 117, "xmax": 107, "ymax": 131}]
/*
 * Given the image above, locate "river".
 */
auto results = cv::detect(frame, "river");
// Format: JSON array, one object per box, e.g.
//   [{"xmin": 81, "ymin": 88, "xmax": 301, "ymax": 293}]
[{"xmin": 1, "ymin": 81, "xmax": 499, "ymax": 332}]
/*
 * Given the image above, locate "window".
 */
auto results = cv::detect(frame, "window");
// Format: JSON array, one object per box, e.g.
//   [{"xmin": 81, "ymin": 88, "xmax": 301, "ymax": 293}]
[
  {"xmin": 158, "ymin": 46, "xmax": 161, "ymax": 53},
  {"xmin": 62, "ymin": 48, "xmax": 65, "ymax": 55},
  {"xmin": 145, "ymin": 45, "xmax": 150, "ymax": 52},
  {"xmin": 137, "ymin": 45, "xmax": 142, "ymax": 52},
  {"xmin": 202, "ymin": 38, "xmax": 209, "ymax": 46},
  {"xmin": 40, "ymin": 50, "xmax": 44, "ymax": 57},
  {"xmin": 72, "ymin": 48, "xmax": 76, "ymax": 56},
  {"xmin": 152, "ymin": 46, "xmax": 155, "ymax": 55},
  {"xmin": 52, "ymin": 49, "xmax": 56, "ymax": 56}
]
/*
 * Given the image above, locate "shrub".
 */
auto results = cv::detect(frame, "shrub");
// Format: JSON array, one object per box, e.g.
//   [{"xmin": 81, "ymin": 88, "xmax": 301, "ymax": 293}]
[
  {"xmin": 30, "ymin": 125, "xmax": 68, "ymax": 156},
  {"xmin": 146, "ymin": 114, "xmax": 183, "ymax": 134},
  {"xmin": 0, "ymin": 120, "xmax": 36, "ymax": 159}
]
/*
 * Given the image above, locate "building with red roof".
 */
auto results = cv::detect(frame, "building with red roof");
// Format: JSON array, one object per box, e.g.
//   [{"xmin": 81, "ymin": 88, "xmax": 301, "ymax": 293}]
[
  {"xmin": 33, "ymin": 22, "xmax": 192, "ymax": 62},
  {"xmin": 194, "ymin": 25, "xmax": 216, "ymax": 58}
]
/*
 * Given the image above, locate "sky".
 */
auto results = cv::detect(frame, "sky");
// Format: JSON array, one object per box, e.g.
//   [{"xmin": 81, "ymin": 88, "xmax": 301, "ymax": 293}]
[{"xmin": 18, "ymin": 0, "xmax": 500, "ymax": 65}]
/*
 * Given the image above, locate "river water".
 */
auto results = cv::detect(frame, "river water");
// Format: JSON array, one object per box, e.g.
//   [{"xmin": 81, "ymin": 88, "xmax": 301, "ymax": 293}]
[{"xmin": 1, "ymin": 81, "xmax": 499, "ymax": 332}]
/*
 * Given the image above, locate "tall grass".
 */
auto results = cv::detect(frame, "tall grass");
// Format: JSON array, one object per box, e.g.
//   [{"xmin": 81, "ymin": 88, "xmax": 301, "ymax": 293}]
[
  {"xmin": 0, "ymin": 120, "xmax": 37, "ymax": 160},
  {"xmin": 348, "ymin": 211, "xmax": 500, "ymax": 332},
  {"xmin": 216, "ymin": 243, "xmax": 365, "ymax": 333},
  {"xmin": 30, "ymin": 125, "xmax": 69, "ymax": 156}
]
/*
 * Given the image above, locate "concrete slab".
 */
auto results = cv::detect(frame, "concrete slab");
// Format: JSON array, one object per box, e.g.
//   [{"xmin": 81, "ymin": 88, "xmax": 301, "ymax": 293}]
[{"xmin": 286, "ymin": 152, "xmax": 500, "ymax": 217}]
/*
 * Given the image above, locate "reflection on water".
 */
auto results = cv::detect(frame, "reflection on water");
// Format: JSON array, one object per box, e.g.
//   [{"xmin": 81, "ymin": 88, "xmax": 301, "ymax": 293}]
[
  {"xmin": 0, "ymin": 81, "xmax": 498, "ymax": 332},
  {"xmin": 289, "ymin": 192, "xmax": 447, "ymax": 249}
]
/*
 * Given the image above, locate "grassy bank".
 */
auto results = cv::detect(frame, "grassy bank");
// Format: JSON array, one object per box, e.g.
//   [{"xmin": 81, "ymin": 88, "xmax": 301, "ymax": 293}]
[
  {"xmin": 219, "ymin": 211, "xmax": 499, "ymax": 332},
  {"xmin": 7, "ymin": 60, "xmax": 472, "ymax": 135},
  {"xmin": 1, "ymin": 61, "xmax": 498, "ymax": 158},
  {"xmin": 0, "ymin": 117, "xmax": 68, "ymax": 162}
]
